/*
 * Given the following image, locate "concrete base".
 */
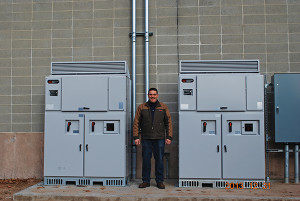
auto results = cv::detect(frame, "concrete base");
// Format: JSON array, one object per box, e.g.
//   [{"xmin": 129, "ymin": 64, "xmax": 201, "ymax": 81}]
[{"xmin": 14, "ymin": 179, "xmax": 300, "ymax": 201}]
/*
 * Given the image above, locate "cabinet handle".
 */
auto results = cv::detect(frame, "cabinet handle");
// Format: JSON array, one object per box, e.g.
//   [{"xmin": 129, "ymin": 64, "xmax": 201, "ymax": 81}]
[
  {"xmin": 92, "ymin": 122, "xmax": 95, "ymax": 132},
  {"xmin": 86, "ymin": 144, "xmax": 89, "ymax": 151},
  {"xmin": 67, "ymin": 122, "xmax": 71, "ymax": 132},
  {"xmin": 224, "ymin": 145, "xmax": 227, "ymax": 152},
  {"xmin": 217, "ymin": 145, "xmax": 219, "ymax": 152},
  {"xmin": 203, "ymin": 122, "xmax": 207, "ymax": 132},
  {"xmin": 79, "ymin": 144, "xmax": 82, "ymax": 151},
  {"xmin": 228, "ymin": 122, "xmax": 232, "ymax": 133}
]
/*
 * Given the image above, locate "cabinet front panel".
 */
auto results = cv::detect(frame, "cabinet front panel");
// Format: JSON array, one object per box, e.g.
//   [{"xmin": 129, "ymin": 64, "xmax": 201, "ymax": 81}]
[
  {"xmin": 179, "ymin": 112, "xmax": 222, "ymax": 179},
  {"xmin": 44, "ymin": 112, "xmax": 84, "ymax": 177}
]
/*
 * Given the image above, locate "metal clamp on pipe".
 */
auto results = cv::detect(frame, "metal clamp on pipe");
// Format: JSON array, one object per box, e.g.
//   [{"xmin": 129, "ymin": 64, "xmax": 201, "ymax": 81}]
[{"xmin": 129, "ymin": 32, "xmax": 153, "ymax": 37}]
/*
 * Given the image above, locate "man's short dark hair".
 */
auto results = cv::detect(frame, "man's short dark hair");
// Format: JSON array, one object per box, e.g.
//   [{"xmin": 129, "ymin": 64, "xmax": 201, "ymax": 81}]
[{"xmin": 148, "ymin": 88, "xmax": 158, "ymax": 94}]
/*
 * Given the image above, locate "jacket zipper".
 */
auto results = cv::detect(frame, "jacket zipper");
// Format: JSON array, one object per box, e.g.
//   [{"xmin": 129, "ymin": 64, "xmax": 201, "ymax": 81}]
[{"xmin": 149, "ymin": 107, "xmax": 155, "ymax": 130}]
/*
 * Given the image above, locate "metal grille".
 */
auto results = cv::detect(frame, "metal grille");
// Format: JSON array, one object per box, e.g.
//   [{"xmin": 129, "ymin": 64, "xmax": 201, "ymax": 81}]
[
  {"xmin": 215, "ymin": 181, "xmax": 226, "ymax": 188},
  {"xmin": 180, "ymin": 60, "xmax": 259, "ymax": 73},
  {"xmin": 106, "ymin": 179, "xmax": 124, "ymax": 186},
  {"xmin": 51, "ymin": 61, "xmax": 127, "ymax": 75},
  {"xmin": 79, "ymin": 179, "xmax": 91, "ymax": 186},
  {"xmin": 179, "ymin": 179, "xmax": 265, "ymax": 188},
  {"xmin": 45, "ymin": 178, "xmax": 63, "ymax": 185},
  {"xmin": 180, "ymin": 180, "xmax": 200, "ymax": 187},
  {"xmin": 244, "ymin": 181, "xmax": 265, "ymax": 189},
  {"xmin": 44, "ymin": 177, "xmax": 126, "ymax": 186}
]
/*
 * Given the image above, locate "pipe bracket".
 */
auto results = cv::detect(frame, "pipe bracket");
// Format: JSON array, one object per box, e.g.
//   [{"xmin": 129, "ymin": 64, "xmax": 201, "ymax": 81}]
[{"xmin": 129, "ymin": 32, "xmax": 153, "ymax": 37}]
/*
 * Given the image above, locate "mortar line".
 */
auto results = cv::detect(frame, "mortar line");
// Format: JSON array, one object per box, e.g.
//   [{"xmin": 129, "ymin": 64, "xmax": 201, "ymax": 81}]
[
  {"xmin": 242, "ymin": 0, "xmax": 244, "ymax": 59},
  {"xmin": 264, "ymin": 0, "xmax": 267, "ymax": 74},
  {"xmin": 198, "ymin": 0, "xmax": 200, "ymax": 60},
  {"xmin": 10, "ymin": 1, "xmax": 13, "ymax": 132},
  {"xmin": 220, "ymin": 0, "xmax": 222, "ymax": 59},
  {"xmin": 286, "ymin": 0, "xmax": 290, "ymax": 72},
  {"xmin": 31, "ymin": 0, "xmax": 33, "ymax": 132},
  {"xmin": 72, "ymin": 1, "xmax": 74, "ymax": 61}
]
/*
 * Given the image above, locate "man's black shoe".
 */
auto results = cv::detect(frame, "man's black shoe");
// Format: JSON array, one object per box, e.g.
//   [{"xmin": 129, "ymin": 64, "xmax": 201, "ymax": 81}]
[
  {"xmin": 157, "ymin": 182, "xmax": 165, "ymax": 189},
  {"xmin": 139, "ymin": 182, "xmax": 150, "ymax": 188}
]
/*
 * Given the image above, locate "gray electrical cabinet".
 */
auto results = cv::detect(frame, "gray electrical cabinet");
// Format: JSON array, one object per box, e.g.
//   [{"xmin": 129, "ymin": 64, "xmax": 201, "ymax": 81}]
[
  {"xmin": 44, "ymin": 62, "xmax": 131, "ymax": 186},
  {"xmin": 179, "ymin": 60, "xmax": 265, "ymax": 188},
  {"xmin": 273, "ymin": 73, "xmax": 300, "ymax": 143}
]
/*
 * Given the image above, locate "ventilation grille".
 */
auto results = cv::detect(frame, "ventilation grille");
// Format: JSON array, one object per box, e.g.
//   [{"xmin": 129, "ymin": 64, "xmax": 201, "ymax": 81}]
[
  {"xmin": 51, "ymin": 61, "xmax": 127, "ymax": 75},
  {"xmin": 106, "ymin": 179, "xmax": 124, "ymax": 186},
  {"xmin": 179, "ymin": 179, "xmax": 265, "ymax": 188},
  {"xmin": 180, "ymin": 60, "xmax": 259, "ymax": 73},
  {"xmin": 45, "ymin": 178, "xmax": 63, "ymax": 185},
  {"xmin": 244, "ymin": 181, "xmax": 265, "ymax": 189},
  {"xmin": 215, "ymin": 181, "xmax": 227, "ymax": 188},
  {"xmin": 44, "ymin": 177, "xmax": 126, "ymax": 186},
  {"xmin": 79, "ymin": 179, "xmax": 91, "ymax": 186},
  {"xmin": 180, "ymin": 180, "xmax": 200, "ymax": 187}
]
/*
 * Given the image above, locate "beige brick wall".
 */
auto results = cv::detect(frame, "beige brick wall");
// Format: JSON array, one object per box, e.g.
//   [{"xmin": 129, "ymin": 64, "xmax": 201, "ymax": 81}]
[{"xmin": 0, "ymin": 0, "xmax": 299, "ymax": 179}]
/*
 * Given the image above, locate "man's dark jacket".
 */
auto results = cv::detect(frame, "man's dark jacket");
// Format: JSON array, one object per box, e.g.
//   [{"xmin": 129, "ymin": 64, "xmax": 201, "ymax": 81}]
[{"xmin": 133, "ymin": 101, "xmax": 172, "ymax": 140}]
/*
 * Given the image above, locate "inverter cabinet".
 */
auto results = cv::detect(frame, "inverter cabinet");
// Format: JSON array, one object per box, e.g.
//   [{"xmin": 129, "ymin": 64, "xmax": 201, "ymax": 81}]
[
  {"xmin": 44, "ymin": 62, "xmax": 131, "ymax": 186},
  {"xmin": 179, "ymin": 60, "xmax": 265, "ymax": 188}
]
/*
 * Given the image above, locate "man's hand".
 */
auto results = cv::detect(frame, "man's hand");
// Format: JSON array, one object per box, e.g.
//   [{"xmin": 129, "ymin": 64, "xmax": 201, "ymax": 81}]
[
  {"xmin": 165, "ymin": 139, "xmax": 171, "ymax": 145},
  {"xmin": 134, "ymin": 139, "xmax": 141, "ymax": 146}
]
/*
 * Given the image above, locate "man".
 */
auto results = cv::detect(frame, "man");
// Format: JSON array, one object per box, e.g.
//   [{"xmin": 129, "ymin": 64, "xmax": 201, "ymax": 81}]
[{"xmin": 133, "ymin": 88, "xmax": 173, "ymax": 189}]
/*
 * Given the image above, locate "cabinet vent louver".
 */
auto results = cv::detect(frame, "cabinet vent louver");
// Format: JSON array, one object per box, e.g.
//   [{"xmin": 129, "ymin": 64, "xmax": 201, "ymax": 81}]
[
  {"xmin": 51, "ymin": 61, "xmax": 127, "ymax": 75},
  {"xmin": 180, "ymin": 60, "xmax": 259, "ymax": 73}
]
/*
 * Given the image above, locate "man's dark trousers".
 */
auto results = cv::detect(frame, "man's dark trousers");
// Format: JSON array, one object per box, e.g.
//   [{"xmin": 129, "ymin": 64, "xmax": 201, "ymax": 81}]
[{"xmin": 142, "ymin": 139, "xmax": 165, "ymax": 183}]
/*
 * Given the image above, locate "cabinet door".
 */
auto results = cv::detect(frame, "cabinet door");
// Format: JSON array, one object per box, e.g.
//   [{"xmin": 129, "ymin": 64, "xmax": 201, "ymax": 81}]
[
  {"xmin": 44, "ymin": 112, "xmax": 84, "ymax": 177},
  {"xmin": 179, "ymin": 112, "xmax": 221, "ymax": 179},
  {"xmin": 274, "ymin": 74, "xmax": 300, "ymax": 142},
  {"xmin": 61, "ymin": 76, "xmax": 108, "ymax": 111},
  {"xmin": 222, "ymin": 113, "xmax": 265, "ymax": 179},
  {"xmin": 179, "ymin": 75, "xmax": 197, "ymax": 111},
  {"xmin": 197, "ymin": 74, "xmax": 246, "ymax": 111},
  {"xmin": 84, "ymin": 113, "xmax": 126, "ymax": 177},
  {"xmin": 109, "ymin": 76, "xmax": 126, "ymax": 111},
  {"xmin": 246, "ymin": 75, "xmax": 264, "ymax": 111}
]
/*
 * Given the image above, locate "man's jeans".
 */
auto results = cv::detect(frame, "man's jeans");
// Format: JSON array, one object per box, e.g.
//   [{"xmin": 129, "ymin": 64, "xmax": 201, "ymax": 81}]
[{"xmin": 142, "ymin": 139, "xmax": 165, "ymax": 183}]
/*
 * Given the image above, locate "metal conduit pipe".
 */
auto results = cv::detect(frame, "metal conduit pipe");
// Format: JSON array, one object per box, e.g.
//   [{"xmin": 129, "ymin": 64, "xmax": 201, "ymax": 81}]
[
  {"xmin": 266, "ymin": 138, "xmax": 270, "ymax": 182},
  {"xmin": 144, "ymin": 0, "xmax": 149, "ymax": 100},
  {"xmin": 131, "ymin": 0, "xmax": 137, "ymax": 180},
  {"xmin": 295, "ymin": 145, "xmax": 299, "ymax": 183},
  {"xmin": 285, "ymin": 144, "xmax": 289, "ymax": 183},
  {"xmin": 266, "ymin": 147, "xmax": 300, "ymax": 183}
]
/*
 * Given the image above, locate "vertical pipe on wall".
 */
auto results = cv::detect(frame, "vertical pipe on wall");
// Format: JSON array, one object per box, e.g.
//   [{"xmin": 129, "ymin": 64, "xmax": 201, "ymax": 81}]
[
  {"xmin": 284, "ymin": 144, "xmax": 289, "ymax": 183},
  {"xmin": 295, "ymin": 145, "xmax": 299, "ymax": 183},
  {"xmin": 131, "ymin": 0, "xmax": 137, "ymax": 180},
  {"xmin": 145, "ymin": 0, "xmax": 149, "ymax": 101}
]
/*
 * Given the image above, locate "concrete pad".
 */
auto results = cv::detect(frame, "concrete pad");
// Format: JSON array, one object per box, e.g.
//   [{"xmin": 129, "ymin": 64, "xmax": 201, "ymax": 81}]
[{"xmin": 14, "ymin": 180, "xmax": 300, "ymax": 201}]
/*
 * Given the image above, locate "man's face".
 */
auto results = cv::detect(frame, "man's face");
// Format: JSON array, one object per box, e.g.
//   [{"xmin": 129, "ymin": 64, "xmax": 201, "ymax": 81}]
[{"xmin": 148, "ymin": 90, "xmax": 159, "ymax": 103}]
